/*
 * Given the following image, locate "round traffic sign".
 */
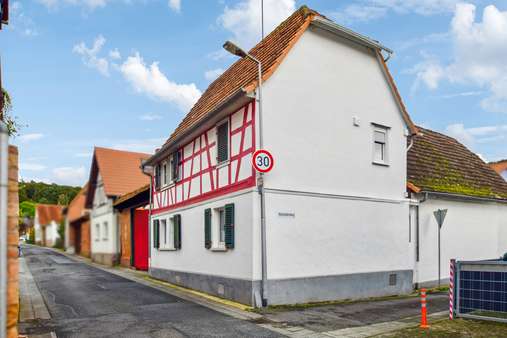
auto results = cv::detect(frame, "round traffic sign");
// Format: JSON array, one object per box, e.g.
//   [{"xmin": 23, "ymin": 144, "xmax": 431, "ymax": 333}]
[{"xmin": 252, "ymin": 149, "xmax": 274, "ymax": 173}]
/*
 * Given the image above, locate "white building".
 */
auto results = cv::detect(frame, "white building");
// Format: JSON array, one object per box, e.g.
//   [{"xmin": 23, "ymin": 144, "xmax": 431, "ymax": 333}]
[
  {"xmin": 143, "ymin": 6, "xmax": 420, "ymax": 306},
  {"xmin": 34, "ymin": 204, "xmax": 63, "ymax": 247},
  {"xmin": 85, "ymin": 147, "xmax": 150, "ymax": 266},
  {"xmin": 407, "ymin": 127, "xmax": 507, "ymax": 286}
]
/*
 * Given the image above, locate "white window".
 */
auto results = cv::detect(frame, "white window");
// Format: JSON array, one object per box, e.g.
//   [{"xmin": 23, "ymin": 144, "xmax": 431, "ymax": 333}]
[
  {"xmin": 162, "ymin": 161, "xmax": 168, "ymax": 186},
  {"xmin": 216, "ymin": 121, "xmax": 229, "ymax": 164},
  {"xmin": 160, "ymin": 217, "xmax": 175, "ymax": 250},
  {"xmin": 102, "ymin": 222, "xmax": 108, "ymax": 240},
  {"xmin": 95, "ymin": 224, "xmax": 100, "ymax": 241},
  {"xmin": 372, "ymin": 125, "xmax": 389, "ymax": 165},
  {"xmin": 212, "ymin": 207, "xmax": 226, "ymax": 249}
]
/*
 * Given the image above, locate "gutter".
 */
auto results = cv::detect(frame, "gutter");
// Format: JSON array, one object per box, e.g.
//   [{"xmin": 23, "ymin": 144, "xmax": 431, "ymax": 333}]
[
  {"xmin": 143, "ymin": 89, "xmax": 247, "ymax": 167},
  {"xmin": 422, "ymin": 190, "xmax": 507, "ymax": 204},
  {"xmin": 0, "ymin": 122, "xmax": 8, "ymax": 338}
]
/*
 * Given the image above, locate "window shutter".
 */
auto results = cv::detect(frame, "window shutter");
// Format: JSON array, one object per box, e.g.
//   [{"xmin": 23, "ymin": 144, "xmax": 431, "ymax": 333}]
[
  {"xmin": 174, "ymin": 214, "xmax": 181, "ymax": 250},
  {"xmin": 217, "ymin": 123, "xmax": 228, "ymax": 163},
  {"xmin": 204, "ymin": 208, "xmax": 211, "ymax": 249},
  {"xmin": 224, "ymin": 203, "xmax": 235, "ymax": 249},
  {"xmin": 172, "ymin": 151, "xmax": 180, "ymax": 181},
  {"xmin": 153, "ymin": 220, "xmax": 160, "ymax": 249},
  {"xmin": 155, "ymin": 165, "xmax": 161, "ymax": 190}
]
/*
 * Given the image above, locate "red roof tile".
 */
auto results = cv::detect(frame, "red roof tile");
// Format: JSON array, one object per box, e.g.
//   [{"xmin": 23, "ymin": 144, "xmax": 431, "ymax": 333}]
[
  {"xmin": 67, "ymin": 184, "xmax": 89, "ymax": 223},
  {"xmin": 36, "ymin": 204, "xmax": 63, "ymax": 225}
]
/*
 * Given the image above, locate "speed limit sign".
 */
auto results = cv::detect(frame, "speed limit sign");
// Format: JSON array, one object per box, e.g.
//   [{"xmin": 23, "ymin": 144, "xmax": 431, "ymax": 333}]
[{"xmin": 252, "ymin": 149, "xmax": 274, "ymax": 173}]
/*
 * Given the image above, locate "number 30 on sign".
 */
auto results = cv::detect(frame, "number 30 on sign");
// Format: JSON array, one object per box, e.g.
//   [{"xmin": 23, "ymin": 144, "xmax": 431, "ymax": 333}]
[{"xmin": 252, "ymin": 149, "xmax": 274, "ymax": 173}]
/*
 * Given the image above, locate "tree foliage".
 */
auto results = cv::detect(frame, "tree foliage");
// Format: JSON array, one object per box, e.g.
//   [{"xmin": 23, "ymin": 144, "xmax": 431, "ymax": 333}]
[
  {"xmin": 19, "ymin": 180, "xmax": 81, "ymax": 205},
  {"xmin": 1, "ymin": 88, "xmax": 21, "ymax": 135}
]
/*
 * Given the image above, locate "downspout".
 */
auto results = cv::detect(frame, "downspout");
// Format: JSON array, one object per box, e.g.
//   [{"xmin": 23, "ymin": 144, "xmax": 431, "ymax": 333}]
[
  {"xmin": 141, "ymin": 164, "xmax": 154, "ymax": 268},
  {"xmin": 0, "ymin": 122, "xmax": 8, "ymax": 338}
]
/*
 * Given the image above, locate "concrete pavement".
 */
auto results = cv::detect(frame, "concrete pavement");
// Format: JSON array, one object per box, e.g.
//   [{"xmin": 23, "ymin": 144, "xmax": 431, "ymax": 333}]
[{"xmin": 20, "ymin": 245, "xmax": 283, "ymax": 338}]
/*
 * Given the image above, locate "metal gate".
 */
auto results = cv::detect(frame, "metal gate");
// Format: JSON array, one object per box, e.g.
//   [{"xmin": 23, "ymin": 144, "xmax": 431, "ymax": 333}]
[{"xmin": 452, "ymin": 259, "xmax": 507, "ymax": 322}]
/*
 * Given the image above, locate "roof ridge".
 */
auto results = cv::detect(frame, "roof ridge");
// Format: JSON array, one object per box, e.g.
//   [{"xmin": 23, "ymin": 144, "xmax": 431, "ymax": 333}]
[{"xmin": 94, "ymin": 146, "xmax": 151, "ymax": 156}]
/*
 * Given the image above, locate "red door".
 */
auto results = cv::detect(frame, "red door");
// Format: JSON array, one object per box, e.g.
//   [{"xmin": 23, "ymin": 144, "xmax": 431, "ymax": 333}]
[{"xmin": 133, "ymin": 210, "xmax": 149, "ymax": 271}]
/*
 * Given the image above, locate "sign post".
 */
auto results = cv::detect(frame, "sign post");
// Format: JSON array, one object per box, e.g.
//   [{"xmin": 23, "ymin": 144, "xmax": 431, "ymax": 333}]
[{"xmin": 433, "ymin": 209, "xmax": 448, "ymax": 287}]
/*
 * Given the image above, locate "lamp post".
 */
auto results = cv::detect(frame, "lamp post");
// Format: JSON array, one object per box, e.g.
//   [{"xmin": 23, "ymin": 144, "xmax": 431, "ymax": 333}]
[{"xmin": 223, "ymin": 40, "xmax": 268, "ymax": 307}]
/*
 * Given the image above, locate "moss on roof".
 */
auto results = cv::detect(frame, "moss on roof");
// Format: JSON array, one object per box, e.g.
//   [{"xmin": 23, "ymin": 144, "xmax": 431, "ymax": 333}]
[{"xmin": 408, "ymin": 127, "xmax": 507, "ymax": 200}]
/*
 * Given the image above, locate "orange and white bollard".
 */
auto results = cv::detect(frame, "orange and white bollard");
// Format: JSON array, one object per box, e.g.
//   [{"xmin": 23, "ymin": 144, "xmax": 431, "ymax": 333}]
[{"xmin": 420, "ymin": 288, "xmax": 430, "ymax": 329}]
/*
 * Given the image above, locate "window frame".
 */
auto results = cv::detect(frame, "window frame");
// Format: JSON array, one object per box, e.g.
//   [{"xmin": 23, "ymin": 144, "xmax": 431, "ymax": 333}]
[
  {"xmin": 371, "ymin": 123, "xmax": 390, "ymax": 166},
  {"xmin": 211, "ymin": 207, "xmax": 227, "ymax": 250},
  {"xmin": 102, "ymin": 221, "xmax": 108, "ymax": 241},
  {"xmin": 158, "ymin": 216, "xmax": 176, "ymax": 251},
  {"xmin": 216, "ymin": 119, "xmax": 230, "ymax": 165},
  {"xmin": 95, "ymin": 223, "xmax": 100, "ymax": 241}
]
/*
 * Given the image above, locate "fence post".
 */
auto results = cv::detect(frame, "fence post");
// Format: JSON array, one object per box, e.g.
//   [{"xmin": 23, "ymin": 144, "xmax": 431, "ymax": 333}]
[
  {"xmin": 420, "ymin": 288, "xmax": 430, "ymax": 329},
  {"xmin": 450, "ymin": 259, "xmax": 455, "ymax": 320}
]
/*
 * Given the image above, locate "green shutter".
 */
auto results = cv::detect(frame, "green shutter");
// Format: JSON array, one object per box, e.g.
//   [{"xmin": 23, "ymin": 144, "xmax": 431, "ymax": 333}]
[
  {"xmin": 204, "ymin": 208, "xmax": 211, "ymax": 249},
  {"xmin": 174, "ymin": 214, "xmax": 181, "ymax": 250},
  {"xmin": 153, "ymin": 220, "xmax": 160, "ymax": 249},
  {"xmin": 225, "ymin": 203, "xmax": 235, "ymax": 249}
]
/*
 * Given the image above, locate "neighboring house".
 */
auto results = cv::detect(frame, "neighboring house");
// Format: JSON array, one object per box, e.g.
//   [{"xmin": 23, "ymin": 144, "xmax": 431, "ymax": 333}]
[
  {"xmin": 85, "ymin": 147, "xmax": 150, "ymax": 266},
  {"xmin": 142, "ymin": 6, "xmax": 418, "ymax": 306},
  {"xmin": 34, "ymin": 204, "xmax": 63, "ymax": 247},
  {"xmin": 407, "ymin": 127, "xmax": 507, "ymax": 286},
  {"xmin": 64, "ymin": 184, "xmax": 91, "ymax": 257},
  {"xmin": 489, "ymin": 159, "xmax": 507, "ymax": 181},
  {"xmin": 114, "ymin": 184, "xmax": 150, "ymax": 270}
]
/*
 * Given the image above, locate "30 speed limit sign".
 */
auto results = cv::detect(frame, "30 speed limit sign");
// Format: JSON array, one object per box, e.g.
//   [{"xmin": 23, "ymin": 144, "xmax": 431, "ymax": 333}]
[{"xmin": 252, "ymin": 149, "xmax": 274, "ymax": 173}]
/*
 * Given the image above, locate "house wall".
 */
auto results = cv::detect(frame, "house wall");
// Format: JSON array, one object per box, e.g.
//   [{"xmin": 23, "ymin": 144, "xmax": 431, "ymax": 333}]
[
  {"xmin": 80, "ymin": 219, "xmax": 91, "ymax": 258},
  {"xmin": 64, "ymin": 217, "xmax": 75, "ymax": 254},
  {"xmin": 6, "ymin": 145, "xmax": 19, "ymax": 338},
  {"xmin": 257, "ymin": 25, "xmax": 412, "ymax": 304},
  {"xmin": 150, "ymin": 190, "xmax": 259, "ymax": 305},
  {"xmin": 119, "ymin": 209, "xmax": 131, "ymax": 267},
  {"xmin": 43, "ymin": 221, "xmax": 60, "ymax": 247},
  {"xmin": 34, "ymin": 221, "xmax": 41, "ymax": 245},
  {"xmin": 414, "ymin": 195, "xmax": 507, "ymax": 286},
  {"xmin": 90, "ymin": 175, "xmax": 119, "ymax": 265}
]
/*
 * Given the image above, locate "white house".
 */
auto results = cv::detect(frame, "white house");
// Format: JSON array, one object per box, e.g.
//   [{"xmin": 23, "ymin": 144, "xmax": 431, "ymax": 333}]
[
  {"xmin": 407, "ymin": 127, "xmax": 507, "ymax": 287},
  {"xmin": 34, "ymin": 204, "xmax": 63, "ymax": 247},
  {"xmin": 142, "ymin": 6, "xmax": 419, "ymax": 306},
  {"xmin": 85, "ymin": 147, "xmax": 150, "ymax": 266}
]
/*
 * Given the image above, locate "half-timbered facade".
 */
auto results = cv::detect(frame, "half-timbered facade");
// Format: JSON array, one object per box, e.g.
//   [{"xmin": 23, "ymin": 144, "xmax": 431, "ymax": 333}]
[{"xmin": 145, "ymin": 6, "xmax": 418, "ymax": 306}]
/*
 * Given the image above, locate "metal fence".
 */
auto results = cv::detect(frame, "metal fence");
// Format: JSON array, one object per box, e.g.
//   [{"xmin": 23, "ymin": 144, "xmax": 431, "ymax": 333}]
[{"xmin": 452, "ymin": 259, "xmax": 507, "ymax": 323}]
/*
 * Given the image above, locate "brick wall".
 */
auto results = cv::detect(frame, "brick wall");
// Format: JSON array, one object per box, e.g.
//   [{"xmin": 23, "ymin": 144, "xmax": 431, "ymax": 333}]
[
  {"xmin": 119, "ymin": 209, "xmax": 131, "ymax": 267},
  {"xmin": 80, "ymin": 219, "xmax": 91, "ymax": 258},
  {"xmin": 7, "ymin": 145, "xmax": 19, "ymax": 338}
]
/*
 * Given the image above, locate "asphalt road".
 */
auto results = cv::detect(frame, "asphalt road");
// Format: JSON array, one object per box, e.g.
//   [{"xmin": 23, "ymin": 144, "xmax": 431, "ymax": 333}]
[{"xmin": 20, "ymin": 246, "xmax": 283, "ymax": 338}]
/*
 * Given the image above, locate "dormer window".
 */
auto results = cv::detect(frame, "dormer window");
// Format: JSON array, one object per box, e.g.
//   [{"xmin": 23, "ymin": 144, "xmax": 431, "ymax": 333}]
[{"xmin": 217, "ymin": 121, "xmax": 229, "ymax": 164}]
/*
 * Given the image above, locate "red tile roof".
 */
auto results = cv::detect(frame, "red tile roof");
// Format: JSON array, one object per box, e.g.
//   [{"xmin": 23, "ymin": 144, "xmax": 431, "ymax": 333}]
[
  {"xmin": 489, "ymin": 160, "xmax": 507, "ymax": 178},
  {"xmin": 36, "ymin": 204, "xmax": 63, "ymax": 225},
  {"xmin": 408, "ymin": 127, "xmax": 507, "ymax": 199},
  {"xmin": 67, "ymin": 184, "xmax": 89, "ymax": 223},
  {"xmin": 92, "ymin": 147, "xmax": 151, "ymax": 197}
]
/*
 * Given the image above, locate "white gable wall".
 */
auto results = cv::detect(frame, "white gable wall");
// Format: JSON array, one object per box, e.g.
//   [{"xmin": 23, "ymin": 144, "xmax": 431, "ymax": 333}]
[{"xmin": 259, "ymin": 25, "xmax": 412, "ymax": 303}]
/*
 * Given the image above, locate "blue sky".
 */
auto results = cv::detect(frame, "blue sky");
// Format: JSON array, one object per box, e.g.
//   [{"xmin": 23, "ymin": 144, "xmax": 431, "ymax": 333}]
[{"xmin": 3, "ymin": 0, "xmax": 507, "ymax": 186}]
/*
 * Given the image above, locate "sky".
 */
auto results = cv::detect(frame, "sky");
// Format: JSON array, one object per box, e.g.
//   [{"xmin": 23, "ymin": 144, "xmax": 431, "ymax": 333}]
[{"xmin": 3, "ymin": 0, "xmax": 507, "ymax": 186}]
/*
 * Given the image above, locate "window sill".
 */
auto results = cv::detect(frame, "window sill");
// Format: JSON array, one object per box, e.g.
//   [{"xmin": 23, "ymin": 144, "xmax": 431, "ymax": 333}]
[
  {"xmin": 216, "ymin": 160, "xmax": 230, "ymax": 169},
  {"xmin": 159, "ymin": 247, "xmax": 177, "ymax": 251},
  {"xmin": 372, "ymin": 161, "xmax": 389, "ymax": 167},
  {"xmin": 102, "ymin": 238, "xmax": 108, "ymax": 241},
  {"xmin": 211, "ymin": 246, "xmax": 228, "ymax": 252}
]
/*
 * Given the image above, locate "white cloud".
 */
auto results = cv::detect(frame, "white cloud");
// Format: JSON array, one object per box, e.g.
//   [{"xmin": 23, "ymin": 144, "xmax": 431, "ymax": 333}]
[
  {"xmin": 111, "ymin": 138, "xmax": 165, "ymax": 154},
  {"xmin": 140, "ymin": 113, "xmax": 163, "ymax": 121},
  {"xmin": 18, "ymin": 133, "xmax": 45, "ymax": 143},
  {"xmin": 52, "ymin": 166, "xmax": 87, "ymax": 186},
  {"xmin": 168, "ymin": 0, "xmax": 181, "ymax": 12},
  {"xmin": 37, "ymin": 0, "xmax": 109, "ymax": 11},
  {"xmin": 20, "ymin": 163, "xmax": 47, "ymax": 171},
  {"xmin": 120, "ymin": 52, "xmax": 201, "ymax": 111},
  {"xmin": 74, "ymin": 152, "xmax": 93, "ymax": 158},
  {"xmin": 204, "ymin": 68, "xmax": 225, "ymax": 81},
  {"xmin": 109, "ymin": 48, "xmax": 121, "ymax": 60},
  {"xmin": 435, "ymin": 91, "xmax": 484, "ymax": 99},
  {"xmin": 73, "ymin": 35, "xmax": 110, "ymax": 76},
  {"xmin": 331, "ymin": 0, "xmax": 467, "ymax": 24},
  {"xmin": 218, "ymin": 0, "xmax": 296, "ymax": 49},
  {"xmin": 445, "ymin": 123, "xmax": 507, "ymax": 148},
  {"xmin": 413, "ymin": 4, "xmax": 507, "ymax": 113},
  {"xmin": 9, "ymin": 2, "xmax": 39, "ymax": 37}
]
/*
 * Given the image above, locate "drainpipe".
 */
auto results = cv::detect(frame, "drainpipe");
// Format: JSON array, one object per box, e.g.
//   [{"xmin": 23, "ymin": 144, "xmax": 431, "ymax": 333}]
[
  {"xmin": 0, "ymin": 121, "xmax": 8, "ymax": 338},
  {"xmin": 141, "ymin": 164, "xmax": 154, "ymax": 267}
]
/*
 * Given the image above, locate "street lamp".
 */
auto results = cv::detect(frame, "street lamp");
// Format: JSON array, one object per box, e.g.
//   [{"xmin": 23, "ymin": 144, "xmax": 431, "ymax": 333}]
[{"xmin": 223, "ymin": 40, "xmax": 267, "ymax": 307}]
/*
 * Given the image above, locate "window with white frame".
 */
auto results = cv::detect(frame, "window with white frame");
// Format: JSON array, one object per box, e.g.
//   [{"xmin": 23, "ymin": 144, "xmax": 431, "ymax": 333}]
[
  {"xmin": 95, "ymin": 223, "xmax": 100, "ymax": 241},
  {"xmin": 372, "ymin": 125, "xmax": 389, "ymax": 165},
  {"xmin": 154, "ymin": 215, "xmax": 181, "ymax": 250},
  {"xmin": 162, "ymin": 161, "xmax": 169, "ymax": 186},
  {"xmin": 216, "ymin": 121, "xmax": 229, "ymax": 164},
  {"xmin": 102, "ymin": 221, "xmax": 108, "ymax": 240},
  {"xmin": 216, "ymin": 207, "xmax": 226, "ymax": 248},
  {"xmin": 204, "ymin": 204, "xmax": 234, "ymax": 250}
]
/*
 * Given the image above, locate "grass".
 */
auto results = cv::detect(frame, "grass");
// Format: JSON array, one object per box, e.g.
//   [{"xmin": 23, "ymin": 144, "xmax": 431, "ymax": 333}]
[{"xmin": 378, "ymin": 318, "xmax": 507, "ymax": 337}]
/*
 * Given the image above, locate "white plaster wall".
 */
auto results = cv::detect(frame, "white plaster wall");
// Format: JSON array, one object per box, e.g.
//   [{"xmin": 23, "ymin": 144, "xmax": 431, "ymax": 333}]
[
  {"xmin": 265, "ymin": 192, "xmax": 411, "ymax": 279},
  {"xmin": 416, "ymin": 197, "xmax": 507, "ymax": 284},
  {"xmin": 44, "ymin": 221, "xmax": 60, "ymax": 247},
  {"xmin": 261, "ymin": 25, "xmax": 408, "ymax": 200},
  {"xmin": 150, "ymin": 190, "xmax": 259, "ymax": 281},
  {"xmin": 90, "ymin": 175, "xmax": 118, "ymax": 255}
]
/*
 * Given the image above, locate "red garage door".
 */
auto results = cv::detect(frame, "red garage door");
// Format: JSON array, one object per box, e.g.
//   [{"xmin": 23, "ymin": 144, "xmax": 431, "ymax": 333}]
[{"xmin": 133, "ymin": 209, "xmax": 149, "ymax": 271}]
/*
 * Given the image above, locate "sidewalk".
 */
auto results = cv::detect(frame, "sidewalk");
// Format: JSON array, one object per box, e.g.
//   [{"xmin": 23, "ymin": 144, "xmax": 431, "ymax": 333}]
[
  {"xmin": 19, "ymin": 255, "xmax": 56, "ymax": 338},
  {"xmin": 54, "ymin": 247, "xmax": 450, "ymax": 337}
]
